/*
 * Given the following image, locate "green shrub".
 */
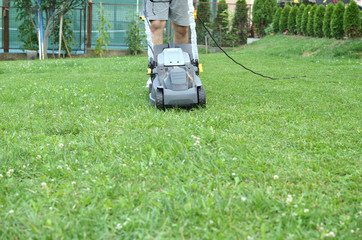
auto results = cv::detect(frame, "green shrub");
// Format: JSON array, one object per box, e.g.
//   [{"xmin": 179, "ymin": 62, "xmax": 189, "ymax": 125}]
[
  {"xmin": 331, "ymin": 1, "xmax": 345, "ymax": 39},
  {"xmin": 314, "ymin": 5, "xmax": 326, "ymax": 38},
  {"xmin": 323, "ymin": 3, "xmax": 334, "ymax": 38},
  {"xmin": 196, "ymin": 2, "xmax": 212, "ymax": 44},
  {"xmin": 214, "ymin": 0, "xmax": 228, "ymax": 31},
  {"xmin": 252, "ymin": 0, "xmax": 277, "ymax": 37},
  {"xmin": 231, "ymin": 0, "xmax": 249, "ymax": 44},
  {"xmin": 279, "ymin": 4, "xmax": 291, "ymax": 33},
  {"xmin": 343, "ymin": 0, "xmax": 361, "ymax": 38},
  {"xmin": 273, "ymin": 7, "xmax": 282, "ymax": 33},
  {"xmin": 296, "ymin": 4, "xmax": 305, "ymax": 34},
  {"xmin": 307, "ymin": 5, "xmax": 318, "ymax": 36},
  {"xmin": 301, "ymin": 5, "xmax": 312, "ymax": 35},
  {"xmin": 126, "ymin": 17, "xmax": 145, "ymax": 55},
  {"xmin": 288, "ymin": 5, "xmax": 298, "ymax": 34}
]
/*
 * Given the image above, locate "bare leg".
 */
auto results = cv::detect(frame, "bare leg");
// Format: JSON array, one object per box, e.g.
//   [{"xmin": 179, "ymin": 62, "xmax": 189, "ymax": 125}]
[
  {"xmin": 150, "ymin": 20, "xmax": 167, "ymax": 45},
  {"xmin": 172, "ymin": 21, "xmax": 189, "ymax": 44}
]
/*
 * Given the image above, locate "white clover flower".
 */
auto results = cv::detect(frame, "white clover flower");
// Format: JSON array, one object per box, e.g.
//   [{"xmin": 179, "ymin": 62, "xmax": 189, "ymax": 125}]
[
  {"xmin": 71, "ymin": 181, "xmax": 76, "ymax": 185},
  {"xmin": 59, "ymin": 143, "xmax": 64, "ymax": 148},
  {"xmin": 232, "ymin": 173, "xmax": 236, "ymax": 176},
  {"xmin": 209, "ymin": 220, "xmax": 214, "ymax": 224},
  {"xmin": 273, "ymin": 175, "xmax": 279, "ymax": 180},
  {"xmin": 87, "ymin": 188, "xmax": 90, "ymax": 192},
  {"xmin": 115, "ymin": 223, "xmax": 122, "ymax": 230},
  {"xmin": 51, "ymin": 179, "xmax": 54, "ymax": 182},
  {"xmin": 49, "ymin": 207, "xmax": 53, "ymax": 210},
  {"xmin": 9, "ymin": 210, "xmax": 14, "ymax": 214},
  {"xmin": 304, "ymin": 209, "xmax": 309, "ymax": 213},
  {"xmin": 286, "ymin": 195, "xmax": 293, "ymax": 204},
  {"xmin": 241, "ymin": 197, "xmax": 247, "ymax": 202},
  {"xmin": 6, "ymin": 171, "xmax": 11, "ymax": 177},
  {"xmin": 36, "ymin": 155, "xmax": 42, "ymax": 159},
  {"xmin": 325, "ymin": 232, "xmax": 336, "ymax": 238},
  {"xmin": 41, "ymin": 182, "xmax": 47, "ymax": 189},
  {"xmin": 0, "ymin": 174, "xmax": 3, "ymax": 179},
  {"xmin": 232, "ymin": 157, "xmax": 237, "ymax": 161},
  {"xmin": 15, "ymin": 193, "xmax": 19, "ymax": 196},
  {"xmin": 57, "ymin": 165, "xmax": 62, "ymax": 169},
  {"xmin": 9, "ymin": 169, "xmax": 14, "ymax": 173}
]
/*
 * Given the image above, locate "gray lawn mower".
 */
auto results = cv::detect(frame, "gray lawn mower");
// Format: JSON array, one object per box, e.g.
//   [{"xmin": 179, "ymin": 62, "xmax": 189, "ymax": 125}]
[{"xmin": 141, "ymin": 0, "xmax": 206, "ymax": 109}]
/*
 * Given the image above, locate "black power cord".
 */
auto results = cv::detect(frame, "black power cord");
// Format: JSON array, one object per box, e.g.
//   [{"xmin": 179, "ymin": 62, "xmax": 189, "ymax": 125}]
[{"xmin": 197, "ymin": 16, "xmax": 307, "ymax": 80}]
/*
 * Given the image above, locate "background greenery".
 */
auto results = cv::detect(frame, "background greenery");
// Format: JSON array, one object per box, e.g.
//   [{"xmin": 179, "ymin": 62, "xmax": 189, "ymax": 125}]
[{"xmin": 0, "ymin": 35, "xmax": 361, "ymax": 239}]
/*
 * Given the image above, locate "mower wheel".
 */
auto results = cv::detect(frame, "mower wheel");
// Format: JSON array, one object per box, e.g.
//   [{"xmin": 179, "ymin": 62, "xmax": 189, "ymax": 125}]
[
  {"xmin": 155, "ymin": 88, "xmax": 164, "ymax": 109},
  {"xmin": 197, "ymin": 86, "xmax": 206, "ymax": 107}
]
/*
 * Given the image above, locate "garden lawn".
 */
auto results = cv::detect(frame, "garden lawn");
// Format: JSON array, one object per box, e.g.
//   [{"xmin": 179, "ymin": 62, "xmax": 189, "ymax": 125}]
[{"xmin": 0, "ymin": 35, "xmax": 361, "ymax": 239}]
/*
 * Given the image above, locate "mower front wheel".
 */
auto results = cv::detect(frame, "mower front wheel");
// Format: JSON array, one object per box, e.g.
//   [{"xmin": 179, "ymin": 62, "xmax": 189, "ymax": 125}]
[
  {"xmin": 155, "ymin": 88, "xmax": 164, "ymax": 109},
  {"xmin": 197, "ymin": 86, "xmax": 206, "ymax": 107}
]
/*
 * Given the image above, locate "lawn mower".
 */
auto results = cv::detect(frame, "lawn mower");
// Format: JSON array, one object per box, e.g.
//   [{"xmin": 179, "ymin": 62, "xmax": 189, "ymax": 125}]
[{"xmin": 141, "ymin": 0, "xmax": 206, "ymax": 109}]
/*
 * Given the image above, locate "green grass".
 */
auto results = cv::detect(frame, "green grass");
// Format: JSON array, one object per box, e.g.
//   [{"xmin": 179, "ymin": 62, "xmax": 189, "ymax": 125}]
[{"xmin": 0, "ymin": 35, "xmax": 361, "ymax": 239}]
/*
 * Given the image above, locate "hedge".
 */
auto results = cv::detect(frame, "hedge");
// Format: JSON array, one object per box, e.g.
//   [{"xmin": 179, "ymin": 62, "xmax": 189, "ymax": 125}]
[
  {"xmin": 314, "ymin": 5, "xmax": 326, "ymax": 38},
  {"xmin": 288, "ymin": 5, "xmax": 298, "ymax": 34},
  {"xmin": 323, "ymin": 3, "xmax": 334, "ymax": 38},
  {"xmin": 301, "ymin": 5, "xmax": 312, "ymax": 36},
  {"xmin": 279, "ymin": 4, "xmax": 291, "ymax": 33},
  {"xmin": 296, "ymin": 4, "xmax": 306, "ymax": 35},
  {"xmin": 331, "ymin": 1, "xmax": 345, "ymax": 39},
  {"xmin": 343, "ymin": 0, "xmax": 361, "ymax": 38},
  {"xmin": 307, "ymin": 5, "xmax": 318, "ymax": 36}
]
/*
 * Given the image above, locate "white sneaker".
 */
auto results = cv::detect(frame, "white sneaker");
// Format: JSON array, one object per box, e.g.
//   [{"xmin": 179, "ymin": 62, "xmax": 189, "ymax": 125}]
[{"xmin": 145, "ymin": 78, "xmax": 152, "ymax": 88}]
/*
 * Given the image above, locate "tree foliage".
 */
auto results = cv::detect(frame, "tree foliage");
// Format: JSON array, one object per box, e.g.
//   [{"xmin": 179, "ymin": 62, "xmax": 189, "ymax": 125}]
[
  {"xmin": 196, "ymin": 2, "xmax": 212, "ymax": 44},
  {"xmin": 279, "ymin": 4, "xmax": 291, "ymax": 33},
  {"xmin": 288, "ymin": 5, "xmax": 298, "ymax": 34},
  {"xmin": 331, "ymin": 1, "xmax": 345, "ymax": 39},
  {"xmin": 296, "ymin": 4, "xmax": 305, "ymax": 34},
  {"xmin": 323, "ymin": 3, "xmax": 334, "ymax": 38},
  {"xmin": 231, "ymin": 0, "xmax": 249, "ymax": 44},
  {"xmin": 314, "ymin": 5, "xmax": 325, "ymax": 38},
  {"xmin": 343, "ymin": 0, "xmax": 361, "ymax": 38},
  {"xmin": 301, "ymin": 5, "xmax": 311, "ymax": 36},
  {"xmin": 13, "ymin": 0, "xmax": 84, "ymax": 58},
  {"xmin": 214, "ymin": 0, "xmax": 228, "ymax": 31},
  {"xmin": 273, "ymin": 7, "xmax": 282, "ymax": 33},
  {"xmin": 252, "ymin": 0, "xmax": 277, "ymax": 37},
  {"xmin": 307, "ymin": 4, "xmax": 318, "ymax": 36}
]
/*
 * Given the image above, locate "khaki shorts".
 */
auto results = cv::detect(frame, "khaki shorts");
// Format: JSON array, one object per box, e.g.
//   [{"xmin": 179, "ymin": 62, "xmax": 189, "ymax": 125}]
[{"xmin": 146, "ymin": 0, "xmax": 190, "ymax": 26}]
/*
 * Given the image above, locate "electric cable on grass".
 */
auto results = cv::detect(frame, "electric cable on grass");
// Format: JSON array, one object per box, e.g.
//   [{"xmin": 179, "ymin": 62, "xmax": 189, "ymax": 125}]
[{"xmin": 197, "ymin": 16, "xmax": 307, "ymax": 80}]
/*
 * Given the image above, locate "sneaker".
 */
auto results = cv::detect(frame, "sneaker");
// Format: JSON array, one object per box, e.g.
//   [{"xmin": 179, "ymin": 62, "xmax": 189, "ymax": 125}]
[{"xmin": 145, "ymin": 78, "xmax": 152, "ymax": 88}]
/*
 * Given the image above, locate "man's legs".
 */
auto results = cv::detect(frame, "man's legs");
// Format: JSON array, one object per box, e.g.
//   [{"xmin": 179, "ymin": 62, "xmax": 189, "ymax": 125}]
[
  {"xmin": 151, "ymin": 21, "xmax": 188, "ymax": 45},
  {"xmin": 172, "ymin": 22, "xmax": 189, "ymax": 44},
  {"xmin": 150, "ymin": 20, "xmax": 167, "ymax": 45}
]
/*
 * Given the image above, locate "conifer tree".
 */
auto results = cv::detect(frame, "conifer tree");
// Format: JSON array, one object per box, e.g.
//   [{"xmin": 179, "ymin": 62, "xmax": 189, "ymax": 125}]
[
  {"xmin": 232, "ymin": 0, "xmax": 249, "ymax": 44},
  {"xmin": 301, "ymin": 5, "xmax": 312, "ymax": 36},
  {"xmin": 196, "ymin": 2, "xmax": 212, "ymax": 44},
  {"xmin": 252, "ymin": 0, "xmax": 277, "ymax": 37},
  {"xmin": 331, "ymin": 1, "xmax": 345, "ymax": 39},
  {"xmin": 288, "ymin": 5, "xmax": 298, "ymax": 34},
  {"xmin": 273, "ymin": 7, "xmax": 282, "ymax": 33},
  {"xmin": 343, "ymin": 0, "xmax": 361, "ymax": 38},
  {"xmin": 279, "ymin": 4, "xmax": 291, "ymax": 33},
  {"xmin": 323, "ymin": 3, "xmax": 334, "ymax": 38},
  {"xmin": 296, "ymin": 4, "xmax": 305, "ymax": 34},
  {"xmin": 307, "ymin": 4, "xmax": 318, "ymax": 36},
  {"xmin": 313, "ymin": 5, "xmax": 325, "ymax": 38}
]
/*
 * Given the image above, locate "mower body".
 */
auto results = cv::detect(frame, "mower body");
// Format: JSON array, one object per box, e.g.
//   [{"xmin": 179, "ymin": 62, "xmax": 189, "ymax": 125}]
[{"xmin": 149, "ymin": 44, "xmax": 206, "ymax": 109}]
